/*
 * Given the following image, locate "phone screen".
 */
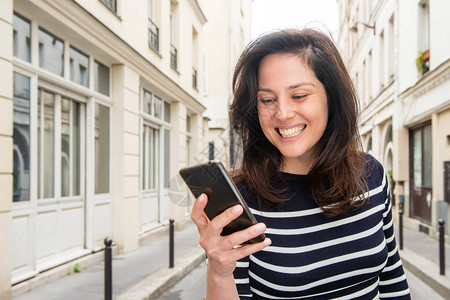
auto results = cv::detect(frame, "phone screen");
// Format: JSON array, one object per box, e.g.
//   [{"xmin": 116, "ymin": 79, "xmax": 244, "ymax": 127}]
[{"xmin": 179, "ymin": 161, "xmax": 265, "ymax": 244}]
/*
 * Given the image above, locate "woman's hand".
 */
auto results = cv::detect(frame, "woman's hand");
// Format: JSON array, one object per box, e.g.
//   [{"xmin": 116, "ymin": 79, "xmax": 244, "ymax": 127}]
[{"xmin": 190, "ymin": 193, "xmax": 272, "ymax": 277}]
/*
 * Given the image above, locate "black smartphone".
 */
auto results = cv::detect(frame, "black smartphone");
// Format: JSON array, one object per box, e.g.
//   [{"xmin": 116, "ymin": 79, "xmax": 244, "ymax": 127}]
[{"xmin": 179, "ymin": 160, "xmax": 265, "ymax": 244}]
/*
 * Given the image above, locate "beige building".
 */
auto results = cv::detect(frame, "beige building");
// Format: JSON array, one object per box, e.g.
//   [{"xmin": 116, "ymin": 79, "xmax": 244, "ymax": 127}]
[
  {"xmin": 337, "ymin": 0, "xmax": 449, "ymax": 239},
  {"xmin": 201, "ymin": 0, "xmax": 252, "ymax": 167},
  {"xmin": 0, "ymin": 0, "xmax": 251, "ymax": 298}
]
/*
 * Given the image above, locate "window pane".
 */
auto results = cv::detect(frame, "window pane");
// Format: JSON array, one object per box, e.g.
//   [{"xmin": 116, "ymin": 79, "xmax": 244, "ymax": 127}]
[
  {"xmin": 153, "ymin": 96, "xmax": 162, "ymax": 119},
  {"xmin": 143, "ymin": 89, "xmax": 152, "ymax": 115},
  {"xmin": 13, "ymin": 13, "xmax": 31, "ymax": 62},
  {"xmin": 39, "ymin": 28, "xmax": 64, "ymax": 76},
  {"xmin": 94, "ymin": 60, "xmax": 110, "ymax": 96},
  {"xmin": 413, "ymin": 130, "xmax": 422, "ymax": 187},
  {"xmin": 73, "ymin": 102, "xmax": 81, "ymax": 196},
  {"xmin": 38, "ymin": 90, "xmax": 55, "ymax": 199},
  {"xmin": 423, "ymin": 124, "xmax": 432, "ymax": 187},
  {"xmin": 186, "ymin": 115, "xmax": 191, "ymax": 132},
  {"xmin": 164, "ymin": 129, "xmax": 170, "ymax": 188},
  {"xmin": 95, "ymin": 103, "xmax": 110, "ymax": 194},
  {"xmin": 164, "ymin": 101, "xmax": 170, "ymax": 123},
  {"xmin": 61, "ymin": 98, "xmax": 71, "ymax": 197},
  {"xmin": 70, "ymin": 47, "xmax": 89, "ymax": 87},
  {"xmin": 13, "ymin": 73, "xmax": 31, "ymax": 202}
]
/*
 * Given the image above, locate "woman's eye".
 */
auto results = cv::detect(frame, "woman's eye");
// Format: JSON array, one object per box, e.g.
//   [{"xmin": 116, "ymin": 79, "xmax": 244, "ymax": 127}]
[
  {"xmin": 293, "ymin": 95, "xmax": 307, "ymax": 100},
  {"xmin": 259, "ymin": 98, "xmax": 275, "ymax": 104}
]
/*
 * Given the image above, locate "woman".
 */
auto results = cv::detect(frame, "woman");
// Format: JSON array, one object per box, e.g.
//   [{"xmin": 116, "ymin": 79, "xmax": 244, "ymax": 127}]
[{"xmin": 190, "ymin": 28, "xmax": 410, "ymax": 299}]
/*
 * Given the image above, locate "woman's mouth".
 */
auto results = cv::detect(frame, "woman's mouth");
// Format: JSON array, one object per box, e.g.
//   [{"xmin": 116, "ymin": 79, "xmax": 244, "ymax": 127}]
[{"xmin": 277, "ymin": 125, "xmax": 306, "ymax": 138}]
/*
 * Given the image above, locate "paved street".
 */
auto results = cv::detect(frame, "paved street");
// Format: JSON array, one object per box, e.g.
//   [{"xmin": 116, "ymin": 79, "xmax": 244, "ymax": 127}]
[{"xmin": 159, "ymin": 262, "xmax": 445, "ymax": 300}]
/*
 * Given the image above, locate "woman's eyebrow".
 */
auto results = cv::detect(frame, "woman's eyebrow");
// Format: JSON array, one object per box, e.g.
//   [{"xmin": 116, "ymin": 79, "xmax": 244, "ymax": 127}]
[{"xmin": 288, "ymin": 82, "xmax": 316, "ymax": 90}]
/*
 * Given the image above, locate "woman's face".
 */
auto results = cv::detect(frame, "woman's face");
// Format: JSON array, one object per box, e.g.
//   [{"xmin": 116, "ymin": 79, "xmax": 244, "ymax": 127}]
[{"xmin": 257, "ymin": 53, "xmax": 328, "ymax": 174}]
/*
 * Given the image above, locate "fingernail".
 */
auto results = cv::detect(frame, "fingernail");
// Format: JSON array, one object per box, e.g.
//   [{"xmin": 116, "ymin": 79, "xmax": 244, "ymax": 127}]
[
  {"xmin": 198, "ymin": 194, "xmax": 205, "ymax": 202},
  {"xmin": 263, "ymin": 238, "xmax": 272, "ymax": 246},
  {"xmin": 232, "ymin": 205, "xmax": 242, "ymax": 214},
  {"xmin": 254, "ymin": 223, "xmax": 265, "ymax": 232}
]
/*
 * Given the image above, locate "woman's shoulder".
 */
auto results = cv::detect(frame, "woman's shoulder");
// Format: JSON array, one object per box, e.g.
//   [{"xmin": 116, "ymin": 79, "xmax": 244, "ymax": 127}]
[{"xmin": 361, "ymin": 153, "xmax": 388, "ymax": 194}]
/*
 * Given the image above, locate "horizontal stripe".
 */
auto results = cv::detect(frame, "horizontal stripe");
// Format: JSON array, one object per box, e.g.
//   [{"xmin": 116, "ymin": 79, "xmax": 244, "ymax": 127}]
[
  {"xmin": 379, "ymin": 274, "xmax": 407, "ymax": 286},
  {"xmin": 265, "ymin": 204, "xmax": 384, "ymax": 235},
  {"xmin": 248, "ymin": 259, "xmax": 387, "ymax": 293},
  {"xmin": 251, "ymin": 239, "xmax": 387, "ymax": 273},
  {"xmin": 379, "ymin": 288, "xmax": 410, "ymax": 298},
  {"xmin": 330, "ymin": 279, "xmax": 378, "ymax": 300},
  {"xmin": 236, "ymin": 261, "xmax": 249, "ymax": 268},
  {"xmin": 235, "ymin": 278, "xmax": 249, "ymax": 284},
  {"xmin": 250, "ymin": 207, "xmax": 323, "ymax": 218},
  {"xmin": 264, "ymin": 220, "xmax": 384, "ymax": 254}
]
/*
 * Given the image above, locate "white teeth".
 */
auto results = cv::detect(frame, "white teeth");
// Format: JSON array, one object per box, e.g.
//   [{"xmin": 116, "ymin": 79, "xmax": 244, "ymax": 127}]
[{"xmin": 278, "ymin": 125, "xmax": 306, "ymax": 138}]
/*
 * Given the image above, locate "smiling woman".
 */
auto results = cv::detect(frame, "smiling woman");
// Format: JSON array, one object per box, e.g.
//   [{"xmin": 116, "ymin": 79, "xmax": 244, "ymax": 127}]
[{"xmin": 190, "ymin": 28, "xmax": 411, "ymax": 300}]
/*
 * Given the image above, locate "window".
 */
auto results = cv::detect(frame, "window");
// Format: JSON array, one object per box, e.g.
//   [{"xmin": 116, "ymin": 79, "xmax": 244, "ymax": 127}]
[
  {"xmin": 379, "ymin": 30, "xmax": 385, "ymax": 89},
  {"xmin": 192, "ymin": 27, "xmax": 199, "ymax": 89},
  {"xmin": 418, "ymin": 0, "xmax": 430, "ymax": 75},
  {"xmin": 209, "ymin": 142, "xmax": 214, "ymax": 160},
  {"xmin": 37, "ymin": 90, "xmax": 55, "ymax": 199},
  {"xmin": 164, "ymin": 129, "xmax": 170, "ymax": 188},
  {"xmin": 170, "ymin": 2, "xmax": 178, "ymax": 70},
  {"xmin": 148, "ymin": 0, "xmax": 159, "ymax": 52},
  {"xmin": 143, "ymin": 89, "xmax": 167, "ymax": 119},
  {"xmin": 192, "ymin": 68, "xmax": 198, "ymax": 90},
  {"xmin": 94, "ymin": 60, "xmax": 110, "ymax": 96},
  {"xmin": 186, "ymin": 115, "xmax": 191, "ymax": 133},
  {"xmin": 95, "ymin": 103, "xmax": 110, "ymax": 194},
  {"xmin": 142, "ymin": 125, "xmax": 159, "ymax": 190},
  {"xmin": 13, "ymin": 13, "xmax": 31, "ymax": 62},
  {"xmin": 164, "ymin": 101, "xmax": 171, "ymax": 123},
  {"xmin": 39, "ymin": 28, "xmax": 64, "ymax": 76},
  {"xmin": 70, "ymin": 46, "xmax": 89, "ymax": 87},
  {"xmin": 61, "ymin": 99, "xmax": 81, "ymax": 197},
  {"xmin": 153, "ymin": 96, "xmax": 162, "ymax": 119},
  {"xmin": 100, "ymin": 0, "xmax": 117, "ymax": 13},
  {"xmin": 13, "ymin": 73, "xmax": 31, "ymax": 202}
]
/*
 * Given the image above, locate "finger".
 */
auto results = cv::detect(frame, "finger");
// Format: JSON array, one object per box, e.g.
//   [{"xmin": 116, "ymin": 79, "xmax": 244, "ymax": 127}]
[
  {"xmin": 224, "ymin": 222, "xmax": 267, "ymax": 248},
  {"xmin": 230, "ymin": 238, "xmax": 272, "ymax": 262},
  {"xmin": 190, "ymin": 194, "xmax": 209, "ymax": 226},
  {"xmin": 208, "ymin": 204, "xmax": 243, "ymax": 233}
]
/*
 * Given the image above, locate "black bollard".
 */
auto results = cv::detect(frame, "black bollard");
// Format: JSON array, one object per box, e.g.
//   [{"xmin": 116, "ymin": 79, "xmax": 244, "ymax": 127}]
[
  {"xmin": 399, "ymin": 210, "xmax": 403, "ymax": 250},
  {"xmin": 439, "ymin": 219, "xmax": 445, "ymax": 275},
  {"xmin": 104, "ymin": 238, "xmax": 113, "ymax": 300},
  {"xmin": 170, "ymin": 219, "xmax": 174, "ymax": 268}
]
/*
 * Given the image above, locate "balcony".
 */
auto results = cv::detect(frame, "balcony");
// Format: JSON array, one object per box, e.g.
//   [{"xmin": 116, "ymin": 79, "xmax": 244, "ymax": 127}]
[{"xmin": 148, "ymin": 19, "xmax": 159, "ymax": 52}]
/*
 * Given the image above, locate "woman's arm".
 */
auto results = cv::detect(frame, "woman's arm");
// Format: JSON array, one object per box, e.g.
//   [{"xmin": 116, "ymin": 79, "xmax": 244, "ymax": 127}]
[{"xmin": 190, "ymin": 193, "xmax": 271, "ymax": 300}]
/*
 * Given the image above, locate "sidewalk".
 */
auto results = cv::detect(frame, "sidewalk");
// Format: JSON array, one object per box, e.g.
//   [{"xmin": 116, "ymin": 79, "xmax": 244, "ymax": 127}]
[
  {"xmin": 13, "ymin": 220, "xmax": 205, "ymax": 300},
  {"xmin": 396, "ymin": 225, "xmax": 450, "ymax": 299}
]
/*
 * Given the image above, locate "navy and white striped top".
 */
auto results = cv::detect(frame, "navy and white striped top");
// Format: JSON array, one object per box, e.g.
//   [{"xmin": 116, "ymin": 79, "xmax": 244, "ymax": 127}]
[{"xmin": 233, "ymin": 156, "xmax": 410, "ymax": 299}]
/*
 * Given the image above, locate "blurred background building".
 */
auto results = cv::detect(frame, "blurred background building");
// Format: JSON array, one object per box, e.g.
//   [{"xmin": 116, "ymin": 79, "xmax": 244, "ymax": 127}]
[
  {"xmin": 0, "ymin": 0, "xmax": 252, "ymax": 298},
  {"xmin": 337, "ymin": 0, "xmax": 449, "ymax": 240}
]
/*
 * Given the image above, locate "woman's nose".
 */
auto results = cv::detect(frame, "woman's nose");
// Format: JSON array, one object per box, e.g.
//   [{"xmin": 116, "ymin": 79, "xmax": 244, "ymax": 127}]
[{"xmin": 276, "ymin": 98, "xmax": 295, "ymax": 120}]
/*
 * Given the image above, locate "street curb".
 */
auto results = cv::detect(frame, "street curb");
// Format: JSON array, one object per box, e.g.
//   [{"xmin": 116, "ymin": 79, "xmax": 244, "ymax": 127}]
[
  {"xmin": 117, "ymin": 246, "xmax": 206, "ymax": 300},
  {"xmin": 400, "ymin": 248, "xmax": 450, "ymax": 299}
]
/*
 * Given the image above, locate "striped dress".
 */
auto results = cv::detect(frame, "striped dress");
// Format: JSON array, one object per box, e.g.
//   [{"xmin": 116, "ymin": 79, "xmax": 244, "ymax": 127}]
[{"xmin": 233, "ymin": 156, "xmax": 410, "ymax": 299}]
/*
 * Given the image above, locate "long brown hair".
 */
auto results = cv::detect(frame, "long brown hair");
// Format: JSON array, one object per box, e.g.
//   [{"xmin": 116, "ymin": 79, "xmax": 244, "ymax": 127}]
[{"xmin": 230, "ymin": 29, "xmax": 367, "ymax": 216}]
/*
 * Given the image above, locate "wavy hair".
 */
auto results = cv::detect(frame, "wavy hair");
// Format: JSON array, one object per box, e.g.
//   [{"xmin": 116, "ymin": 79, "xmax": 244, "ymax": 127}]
[{"xmin": 230, "ymin": 28, "xmax": 368, "ymax": 216}]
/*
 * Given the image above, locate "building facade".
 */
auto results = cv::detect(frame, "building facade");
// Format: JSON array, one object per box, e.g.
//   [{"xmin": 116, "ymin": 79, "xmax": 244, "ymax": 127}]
[
  {"xmin": 201, "ymin": 0, "xmax": 252, "ymax": 167},
  {"xmin": 337, "ymin": 0, "xmax": 449, "ymax": 239},
  {"xmin": 0, "ymin": 0, "xmax": 251, "ymax": 298}
]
